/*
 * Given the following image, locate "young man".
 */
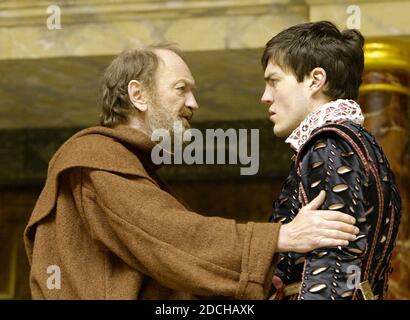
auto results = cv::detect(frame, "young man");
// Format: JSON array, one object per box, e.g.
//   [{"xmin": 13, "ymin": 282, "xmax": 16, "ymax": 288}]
[
  {"xmin": 24, "ymin": 45, "xmax": 358, "ymax": 299},
  {"xmin": 261, "ymin": 21, "xmax": 402, "ymax": 300}
]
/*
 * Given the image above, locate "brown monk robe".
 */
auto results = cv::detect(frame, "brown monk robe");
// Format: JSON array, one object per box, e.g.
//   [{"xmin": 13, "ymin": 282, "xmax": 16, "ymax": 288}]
[{"xmin": 24, "ymin": 125, "xmax": 280, "ymax": 299}]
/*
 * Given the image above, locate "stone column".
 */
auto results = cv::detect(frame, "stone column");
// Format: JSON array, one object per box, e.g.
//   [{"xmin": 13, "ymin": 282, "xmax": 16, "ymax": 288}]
[{"xmin": 359, "ymin": 38, "xmax": 410, "ymax": 299}]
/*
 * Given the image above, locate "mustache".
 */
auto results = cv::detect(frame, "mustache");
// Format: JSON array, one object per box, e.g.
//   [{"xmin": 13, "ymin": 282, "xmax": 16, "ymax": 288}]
[{"xmin": 179, "ymin": 108, "xmax": 193, "ymax": 120}]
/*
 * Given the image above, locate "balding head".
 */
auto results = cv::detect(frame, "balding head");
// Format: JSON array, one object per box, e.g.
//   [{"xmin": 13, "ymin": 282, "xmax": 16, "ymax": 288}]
[
  {"xmin": 99, "ymin": 44, "xmax": 191, "ymax": 128},
  {"xmin": 142, "ymin": 46, "xmax": 198, "ymax": 135}
]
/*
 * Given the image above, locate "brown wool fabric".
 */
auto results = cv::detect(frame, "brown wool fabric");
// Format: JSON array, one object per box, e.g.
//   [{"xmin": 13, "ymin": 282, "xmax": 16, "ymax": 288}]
[{"xmin": 24, "ymin": 125, "xmax": 280, "ymax": 299}]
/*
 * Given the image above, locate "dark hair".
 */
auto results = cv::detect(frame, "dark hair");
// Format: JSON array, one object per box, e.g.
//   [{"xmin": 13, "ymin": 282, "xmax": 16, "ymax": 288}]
[
  {"xmin": 99, "ymin": 44, "xmax": 185, "ymax": 127},
  {"xmin": 261, "ymin": 21, "xmax": 364, "ymax": 100}
]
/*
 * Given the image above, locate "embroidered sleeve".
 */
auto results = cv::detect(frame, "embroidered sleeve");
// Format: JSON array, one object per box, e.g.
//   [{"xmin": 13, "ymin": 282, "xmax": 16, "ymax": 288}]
[{"xmin": 298, "ymin": 134, "xmax": 371, "ymax": 300}]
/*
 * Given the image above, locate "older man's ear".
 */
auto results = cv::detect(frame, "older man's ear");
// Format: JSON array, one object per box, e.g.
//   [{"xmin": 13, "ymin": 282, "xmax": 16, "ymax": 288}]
[{"xmin": 128, "ymin": 80, "xmax": 148, "ymax": 112}]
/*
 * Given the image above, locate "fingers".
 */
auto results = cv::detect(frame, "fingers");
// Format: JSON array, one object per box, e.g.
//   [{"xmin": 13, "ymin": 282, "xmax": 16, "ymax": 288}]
[
  {"xmin": 317, "ymin": 238, "xmax": 350, "ymax": 248},
  {"xmin": 321, "ymin": 229, "xmax": 357, "ymax": 242},
  {"xmin": 324, "ymin": 221, "xmax": 360, "ymax": 235},
  {"xmin": 319, "ymin": 210, "xmax": 356, "ymax": 224},
  {"xmin": 304, "ymin": 190, "xmax": 326, "ymax": 210}
]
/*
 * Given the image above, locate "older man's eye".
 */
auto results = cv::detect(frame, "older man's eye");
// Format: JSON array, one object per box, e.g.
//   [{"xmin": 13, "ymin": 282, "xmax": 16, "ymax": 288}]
[{"xmin": 176, "ymin": 86, "xmax": 185, "ymax": 92}]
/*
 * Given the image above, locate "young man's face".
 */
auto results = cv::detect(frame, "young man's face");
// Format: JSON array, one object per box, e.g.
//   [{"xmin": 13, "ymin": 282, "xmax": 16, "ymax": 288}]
[
  {"xmin": 261, "ymin": 59, "xmax": 311, "ymax": 137},
  {"xmin": 146, "ymin": 49, "xmax": 199, "ymax": 135}
]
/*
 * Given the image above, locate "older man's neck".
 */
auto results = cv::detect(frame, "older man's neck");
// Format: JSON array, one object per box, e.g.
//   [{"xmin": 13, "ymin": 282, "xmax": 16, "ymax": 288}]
[{"xmin": 127, "ymin": 117, "xmax": 152, "ymax": 137}]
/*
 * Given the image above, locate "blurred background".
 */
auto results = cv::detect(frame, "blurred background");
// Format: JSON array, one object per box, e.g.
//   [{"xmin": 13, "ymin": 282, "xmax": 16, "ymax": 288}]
[{"xmin": 0, "ymin": 0, "xmax": 409, "ymax": 299}]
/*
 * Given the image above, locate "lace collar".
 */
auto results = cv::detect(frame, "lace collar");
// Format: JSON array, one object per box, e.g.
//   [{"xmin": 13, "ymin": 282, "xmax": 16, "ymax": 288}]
[{"xmin": 285, "ymin": 99, "xmax": 364, "ymax": 153}]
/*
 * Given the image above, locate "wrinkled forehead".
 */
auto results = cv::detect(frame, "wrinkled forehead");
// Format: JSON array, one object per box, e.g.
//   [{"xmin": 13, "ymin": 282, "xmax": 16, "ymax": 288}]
[{"xmin": 154, "ymin": 49, "xmax": 194, "ymax": 80}]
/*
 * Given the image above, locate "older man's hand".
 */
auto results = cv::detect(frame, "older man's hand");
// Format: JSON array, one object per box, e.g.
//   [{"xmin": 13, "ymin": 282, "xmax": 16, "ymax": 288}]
[{"xmin": 276, "ymin": 190, "xmax": 359, "ymax": 253}]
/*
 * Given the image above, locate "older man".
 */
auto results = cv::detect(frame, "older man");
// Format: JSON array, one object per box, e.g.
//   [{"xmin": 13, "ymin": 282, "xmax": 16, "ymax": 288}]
[{"xmin": 24, "ymin": 45, "xmax": 358, "ymax": 299}]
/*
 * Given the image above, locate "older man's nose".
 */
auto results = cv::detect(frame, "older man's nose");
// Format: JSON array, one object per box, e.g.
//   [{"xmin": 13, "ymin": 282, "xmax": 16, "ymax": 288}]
[{"xmin": 186, "ymin": 92, "xmax": 199, "ymax": 109}]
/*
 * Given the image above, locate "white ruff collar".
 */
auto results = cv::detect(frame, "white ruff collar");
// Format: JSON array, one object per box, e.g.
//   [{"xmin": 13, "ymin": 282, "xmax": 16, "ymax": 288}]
[{"xmin": 285, "ymin": 99, "xmax": 364, "ymax": 153}]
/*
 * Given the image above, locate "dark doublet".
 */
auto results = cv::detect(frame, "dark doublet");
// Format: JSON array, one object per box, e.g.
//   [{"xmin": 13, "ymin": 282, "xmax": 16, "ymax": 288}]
[{"xmin": 270, "ymin": 121, "xmax": 402, "ymax": 300}]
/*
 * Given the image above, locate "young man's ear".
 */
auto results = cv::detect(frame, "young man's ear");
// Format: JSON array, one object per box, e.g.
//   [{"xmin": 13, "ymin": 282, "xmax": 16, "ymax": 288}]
[
  {"xmin": 128, "ymin": 80, "xmax": 147, "ymax": 112},
  {"xmin": 309, "ymin": 67, "xmax": 327, "ymax": 95}
]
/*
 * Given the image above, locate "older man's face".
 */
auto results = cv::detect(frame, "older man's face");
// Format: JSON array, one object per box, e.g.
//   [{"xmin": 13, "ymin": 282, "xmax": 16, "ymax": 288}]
[{"xmin": 146, "ymin": 49, "xmax": 199, "ymax": 135}]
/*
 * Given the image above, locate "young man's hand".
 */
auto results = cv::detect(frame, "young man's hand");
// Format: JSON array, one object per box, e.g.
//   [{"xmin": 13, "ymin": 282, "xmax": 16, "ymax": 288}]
[{"xmin": 276, "ymin": 190, "xmax": 359, "ymax": 253}]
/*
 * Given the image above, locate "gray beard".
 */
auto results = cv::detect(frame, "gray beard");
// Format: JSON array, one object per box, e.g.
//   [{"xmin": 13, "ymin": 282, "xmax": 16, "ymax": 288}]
[{"xmin": 144, "ymin": 92, "xmax": 189, "ymax": 145}]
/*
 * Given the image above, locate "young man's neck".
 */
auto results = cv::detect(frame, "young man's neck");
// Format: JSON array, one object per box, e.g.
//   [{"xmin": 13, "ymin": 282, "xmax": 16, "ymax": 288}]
[{"xmin": 308, "ymin": 97, "xmax": 332, "ymax": 114}]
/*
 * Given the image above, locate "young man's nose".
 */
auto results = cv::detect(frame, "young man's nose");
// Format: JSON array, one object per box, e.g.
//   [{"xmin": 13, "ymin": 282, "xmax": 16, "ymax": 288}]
[{"xmin": 261, "ymin": 89, "xmax": 273, "ymax": 105}]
